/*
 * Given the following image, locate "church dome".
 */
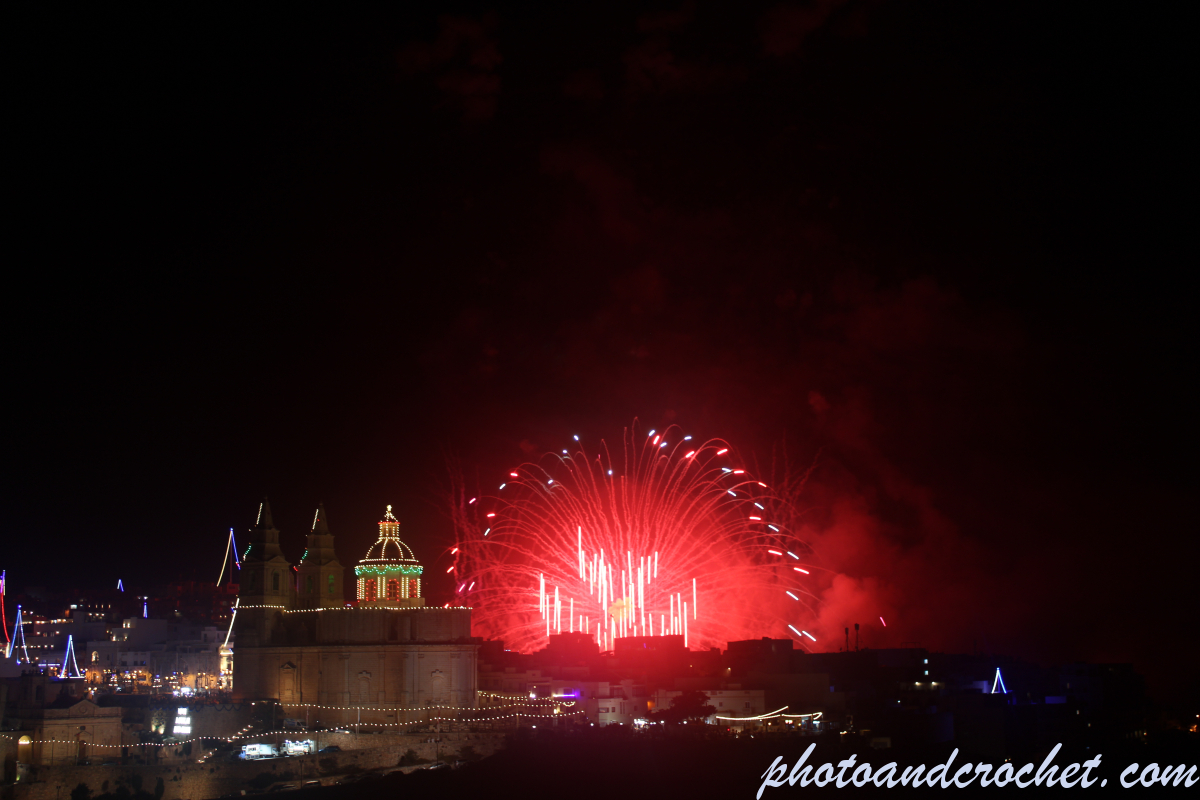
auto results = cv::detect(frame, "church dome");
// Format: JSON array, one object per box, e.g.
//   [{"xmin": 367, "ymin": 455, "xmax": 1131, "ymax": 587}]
[
  {"xmin": 354, "ymin": 506, "xmax": 424, "ymax": 606},
  {"xmin": 360, "ymin": 506, "xmax": 419, "ymax": 564},
  {"xmin": 362, "ymin": 537, "xmax": 417, "ymax": 562}
]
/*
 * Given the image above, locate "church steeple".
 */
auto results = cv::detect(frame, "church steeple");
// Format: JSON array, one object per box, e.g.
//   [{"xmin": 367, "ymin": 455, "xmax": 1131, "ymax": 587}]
[
  {"xmin": 258, "ymin": 497, "xmax": 274, "ymax": 529},
  {"xmin": 296, "ymin": 502, "xmax": 344, "ymax": 609},
  {"xmin": 313, "ymin": 503, "xmax": 330, "ymax": 535},
  {"xmin": 244, "ymin": 496, "xmax": 286, "ymax": 562},
  {"xmin": 235, "ymin": 496, "xmax": 294, "ymax": 647}
]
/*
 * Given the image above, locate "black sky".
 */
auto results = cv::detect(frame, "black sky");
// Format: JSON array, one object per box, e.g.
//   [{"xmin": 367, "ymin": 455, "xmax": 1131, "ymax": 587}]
[{"xmin": 6, "ymin": 3, "xmax": 1195, "ymax": 708}]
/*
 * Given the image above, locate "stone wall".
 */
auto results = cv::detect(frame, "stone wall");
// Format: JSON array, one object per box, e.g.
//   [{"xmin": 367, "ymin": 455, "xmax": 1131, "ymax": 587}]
[
  {"xmin": 3, "ymin": 731, "xmax": 507, "ymax": 800},
  {"xmin": 237, "ymin": 642, "xmax": 477, "ymax": 723}
]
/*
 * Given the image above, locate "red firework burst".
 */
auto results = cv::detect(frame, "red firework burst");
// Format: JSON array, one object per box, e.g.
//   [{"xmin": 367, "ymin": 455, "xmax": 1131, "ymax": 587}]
[{"xmin": 449, "ymin": 424, "xmax": 821, "ymax": 653}]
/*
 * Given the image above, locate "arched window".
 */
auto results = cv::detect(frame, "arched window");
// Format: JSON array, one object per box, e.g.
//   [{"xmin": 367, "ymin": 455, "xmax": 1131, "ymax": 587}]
[
  {"xmin": 249, "ymin": 571, "xmax": 258, "ymax": 590},
  {"xmin": 364, "ymin": 579, "xmax": 377, "ymax": 602},
  {"xmin": 91, "ymin": 651, "xmax": 99, "ymax": 663},
  {"xmin": 305, "ymin": 575, "xmax": 314, "ymax": 594},
  {"xmin": 272, "ymin": 572, "xmax": 280, "ymax": 591},
  {"xmin": 386, "ymin": 579, "xmax": 400, "ymax": 601},
  {"xmin": 408, "ymin": 579, "xmax": 419, "ymax": 598},
  {"xmin": 328, "ymin": 574, "xmax": 335, "ymax": 595}
]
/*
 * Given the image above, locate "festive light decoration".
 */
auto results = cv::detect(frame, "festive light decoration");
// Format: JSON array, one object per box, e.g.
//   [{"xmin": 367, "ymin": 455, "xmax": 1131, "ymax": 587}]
[
  {"xmin": 355, "ymin": 565, "xmax": 422, "ymax": 576},
  {"xmin": 0, "ymin": 571, "xmax": 8, "ymax": 645},
  {"xmin": 709, "ymin": 707, "xmax": 823, "ymax": 724},
  {"xmin": 286, "ymin": 697, "xmax": 574, "ymax": 713},
  {"xmin": 478, "ymin": 690, "xmax": 562, "ymax": 701},
  {"xmin": 6, "ymin": 605, "xmax": 30, "ymax": 662},
  {"xmin": 0, "ymin": 710, "xmax": 577, "ymax": 751},
  {"xmin": 991, "ymin": 667, "xmax": 1007, "ymax": 694},
  {"xmin": 715, "ymin": 705, "xmax": 790, "ymax": 721},
  {"xmin": 221, "ymin": 605, "xmax": 472, "ymax": 614},
  {"xmin": 223, "ymin": 598, "xmax": 239, "ymax": 648},
  {"xmin": 217, "ymin": 528, "xmax": 241, "ymax": 585},
  {"xmin": 59, "ymin": 634, "xmax": 83, "ymax": 678},
  {"xmin": 354, "ymin": 506, "xmax": 423, "ymax": 603},
  {"xmin": 448, "ymin": 423, "xmax": 819, "ymax": 653}
]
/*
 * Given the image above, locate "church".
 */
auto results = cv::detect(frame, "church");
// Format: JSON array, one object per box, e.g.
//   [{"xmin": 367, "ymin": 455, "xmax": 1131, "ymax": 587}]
[{"xmin": 232, "ymin": 501, "xmax": 478, "ymax": 725}]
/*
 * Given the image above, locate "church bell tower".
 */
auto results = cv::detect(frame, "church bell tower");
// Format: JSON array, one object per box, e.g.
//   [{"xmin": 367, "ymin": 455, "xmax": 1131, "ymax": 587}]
[
  {"xmin": 296, "ymin": 503, "xmax": 345, "ymax": 609},
  {"xmin": 235, "ymin": 497, "xmax": 294, "ymax": 647}
]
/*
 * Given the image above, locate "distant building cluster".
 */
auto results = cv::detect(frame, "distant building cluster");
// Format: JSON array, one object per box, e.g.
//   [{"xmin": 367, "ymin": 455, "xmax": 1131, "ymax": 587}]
[
  {"xmin": 1, "ymin": 581, "xmax": 237, "ymax": 693},
  {"xmin": 475, "ymin": 632, "xmax": 1151, "ymax": 759}
]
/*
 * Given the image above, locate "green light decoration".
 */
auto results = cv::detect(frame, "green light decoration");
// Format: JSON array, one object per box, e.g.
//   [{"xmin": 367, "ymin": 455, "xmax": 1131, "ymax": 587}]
[{"xmin": 355, "ymin": 564, "xmax": 422, "ymax": 577}]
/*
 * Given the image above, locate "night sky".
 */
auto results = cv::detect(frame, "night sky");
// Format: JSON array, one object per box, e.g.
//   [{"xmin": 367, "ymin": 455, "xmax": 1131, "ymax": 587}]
[{"xmin": 8, "ymin": 3, "xmax": 1194, "ymax": 708}]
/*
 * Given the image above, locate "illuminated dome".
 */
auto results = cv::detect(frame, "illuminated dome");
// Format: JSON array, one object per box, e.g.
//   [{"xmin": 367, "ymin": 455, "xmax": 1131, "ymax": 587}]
[
  {"xmin": 354, "ymin": 506, "xmax": 424, "ymax": 607},
  {"xmin": 362, "ymin": 507, "xmax": 420, "ymax": 563}
]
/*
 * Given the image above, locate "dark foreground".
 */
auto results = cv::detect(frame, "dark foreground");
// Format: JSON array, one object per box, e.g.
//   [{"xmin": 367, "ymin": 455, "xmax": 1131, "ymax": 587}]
[{"xmin": 288, "ymin": 726, "xmax": 1198, "ymax": 798}]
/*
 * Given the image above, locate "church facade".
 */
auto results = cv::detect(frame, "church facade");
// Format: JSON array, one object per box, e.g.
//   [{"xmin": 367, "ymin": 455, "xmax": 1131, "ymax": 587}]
[{"xmin": 232, "ymin": 502, "xmax": 477, "ymax": 724}]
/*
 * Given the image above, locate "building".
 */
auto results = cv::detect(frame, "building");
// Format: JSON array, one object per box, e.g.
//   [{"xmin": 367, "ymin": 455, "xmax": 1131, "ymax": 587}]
[
  {"xmin": 1, "ymin": 675, "xmax": 123, "ymax": 768},
  {"xmin": 232, "ymin": 500, "xmax": 478, "ymax": 725}
]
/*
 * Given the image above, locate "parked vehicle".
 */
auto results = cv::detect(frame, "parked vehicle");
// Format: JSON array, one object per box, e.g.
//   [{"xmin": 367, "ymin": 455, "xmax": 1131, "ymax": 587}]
[
  {"xmin": 282, "ymin": 739, "xmax": 314, "ymax": 756},
  {"xmin": 318, "ymin": 745, "xmax": 341, "ymax": 754},
  {"xmin": 241, "ymin": 743, "xmax": 279, "ymax": 760}
]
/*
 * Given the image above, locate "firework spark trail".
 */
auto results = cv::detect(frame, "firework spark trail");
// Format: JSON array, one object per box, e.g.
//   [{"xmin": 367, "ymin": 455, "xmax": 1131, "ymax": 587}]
[{"xmin": 449, "ymin": 424, "xmax": 823, "ymax": 653}]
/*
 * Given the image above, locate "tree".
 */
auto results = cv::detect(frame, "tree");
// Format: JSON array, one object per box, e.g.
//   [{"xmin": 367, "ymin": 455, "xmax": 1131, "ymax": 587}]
[
  {"xmin": 649, "ymin": 690, "xmax": 716, "ymax": 725},
  {"xmin": 397, "ymin": 749, "xmax": 430, "ymax": 766},
  {"xmin": 70, "ymin": 783, "xmax": 91, "ymax": 800}
]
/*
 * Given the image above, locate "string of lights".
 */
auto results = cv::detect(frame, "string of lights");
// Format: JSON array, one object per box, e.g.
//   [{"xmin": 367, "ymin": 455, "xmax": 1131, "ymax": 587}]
[
  {"xmin": 477, "ymin": 690, "xmax": 563, "ymax": 701},
  {"xmin": 0, "ymin": 707, "xmax": 582, "ymax": 751},
  {"xmin": 283, "ymin": 698, "xmax": 575, "ymax": 712},
  {"xmin": 714, "ymin": 705, "xmax": 791, "ymax": 722},
  {"xmin": 354, "ymin": 565, "xmax": 422, "ymax": 577},
  {"xmin": 230, "ymin": 605, "xmax": 472, "ymax": 613}
]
